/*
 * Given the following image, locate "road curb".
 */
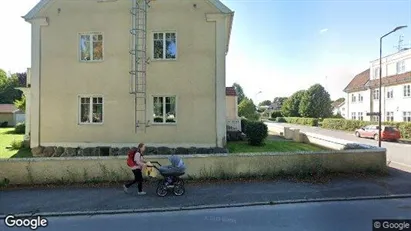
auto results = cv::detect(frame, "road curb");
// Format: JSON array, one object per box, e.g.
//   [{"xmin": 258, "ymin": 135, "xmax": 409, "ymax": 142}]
[{"xmin": 2, "ymin": 193, "xmax": 411, "ymax": 219}]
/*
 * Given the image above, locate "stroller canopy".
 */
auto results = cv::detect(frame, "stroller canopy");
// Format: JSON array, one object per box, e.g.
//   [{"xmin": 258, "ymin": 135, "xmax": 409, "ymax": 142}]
[{"xmin": 169, "ymin": 155, "xmax": 185, "ymax": 168}]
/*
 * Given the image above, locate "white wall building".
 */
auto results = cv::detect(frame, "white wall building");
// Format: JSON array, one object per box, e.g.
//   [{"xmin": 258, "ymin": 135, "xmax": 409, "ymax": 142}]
[
  {"xmin": 343, "ymin": 48, "xmax": 411, "ymax": 123},
  {"xmin": 332, "ymin": 100, "xmax": 346, "ymax": 117}
]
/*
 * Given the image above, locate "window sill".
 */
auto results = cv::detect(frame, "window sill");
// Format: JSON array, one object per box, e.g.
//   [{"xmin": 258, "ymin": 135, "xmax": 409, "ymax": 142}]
[
  {"xmin": 78, "ymin": 122, "xmax": 104, "ymax": 126},
  {"xmin": 403, "ymin": 96, "xmax": 411, "ymax": 99},
  {"xmin": 151, "ymin": 123, "xmax": 177, "ymax": 126},
  {"xmin": 79, "ymin": 60, "xmax": 104, "ymax": 63},
  {"xmin": 150, "ymin": 58, "xmax": 178, "ymax": 62}
]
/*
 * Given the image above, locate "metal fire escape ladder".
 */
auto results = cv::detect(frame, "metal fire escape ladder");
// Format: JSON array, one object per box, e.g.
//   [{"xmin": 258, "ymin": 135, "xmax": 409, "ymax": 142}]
[{"xmin": 129, "ymin": 0, "xmax": 150, "ymax": 133}]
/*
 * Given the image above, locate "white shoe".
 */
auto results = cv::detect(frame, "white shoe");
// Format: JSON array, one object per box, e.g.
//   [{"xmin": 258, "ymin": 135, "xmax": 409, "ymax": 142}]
[
  {"xmin": 123, "ymin": 185, "xmax": 129, "ymax": 193},
  {"xmin": 137, "ymin": 191, "xmax": 147, "ymax": 195}
]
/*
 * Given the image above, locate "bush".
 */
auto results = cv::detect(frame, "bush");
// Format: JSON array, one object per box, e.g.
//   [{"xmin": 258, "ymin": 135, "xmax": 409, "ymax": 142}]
[
  {"xmin": 0, "ymin": 121, "xmax": 8, "ymax": 128},
  {"xmin": 321, "ymin": 119, "xmax": 411, "ymax": 139},
  {"xmin": 284, "ymin": 117, "xmax": 319, "ymax": 126},
  {"xmin": 276, "ymin": 117, "xmax": 287, "ymax": 122},
  {"xmin": 241, "ymin": 118, "xmax": 249, "ymax": 132},
  {"xmin": 10, "ymin": 140, "xmax": 23, "ymax": 150},
  {"xmin": 244, "ymin": 121, "xmax": 268, "ymax": 146},
  {"xmin": 14, "ymin": 123, "xmax": 25, "ymax": 134},
  {"xmin": 271, "ymin": 110, "xmax": 282, "ymax": 119}
]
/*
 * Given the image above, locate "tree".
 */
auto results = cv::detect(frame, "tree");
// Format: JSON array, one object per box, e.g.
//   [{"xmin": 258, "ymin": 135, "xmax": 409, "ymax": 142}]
[
  {"xmin": 272, "ymin": 97, "xmax": 288, "ymax": 110},
  {"xmin": 14, "ymin": 95, "xmax": 26, "ymax": 111},
  {"xmin": 12, "ymin": 72, "xmax": 27, "ymax": 87},
  {"xmin": 281, "ymin": 90, "xmax": 305, "ymax": 117},
  {"xmin": 258, "ymin": 100, "xmax": 271, "ymax": 106},
  {"xmin": 299, "ymin": 84, "xmax": 333, "ymax": 118},
  {"xmin": 0, "ymin": 69, "xmax": 24, "ymax": 104},
  {"xmin": 238, "ymin": 98, "xmax": 259, "ymax": 121},
  {"xmin": 232, "ymin": 83, "xmax": 245, "ymax": 104}
]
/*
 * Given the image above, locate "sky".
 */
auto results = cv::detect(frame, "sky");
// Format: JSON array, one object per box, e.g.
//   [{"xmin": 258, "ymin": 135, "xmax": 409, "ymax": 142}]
[{"xmin": 0, "ymin": 0, "xmax": 410, "ymax": 102}]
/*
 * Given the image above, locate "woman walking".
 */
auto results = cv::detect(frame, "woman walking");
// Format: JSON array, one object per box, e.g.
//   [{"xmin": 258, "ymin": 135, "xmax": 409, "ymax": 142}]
[{"xmin": 123, "ymin": 143, "xmax": 147, "ymax": 195}]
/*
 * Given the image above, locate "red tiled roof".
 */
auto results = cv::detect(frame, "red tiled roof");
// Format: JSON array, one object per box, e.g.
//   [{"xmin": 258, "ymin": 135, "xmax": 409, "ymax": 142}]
[
  {"xmin": 0, "ymin": 104, "xmax": 17, "ymax": 114},
  {"xmin": 226, "ymin": 87, "xmax": 237, "ymax": 96},
  {"xmin": 366, "ymin": 71, "xmax": 411, "ymax": 88},
  {"xmin": 343, "ymin": 69, "xmax": 370, "ymax": 93}
]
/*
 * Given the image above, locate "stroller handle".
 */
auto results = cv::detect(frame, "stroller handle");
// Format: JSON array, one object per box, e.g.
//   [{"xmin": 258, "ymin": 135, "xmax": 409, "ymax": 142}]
[
  {"xmin": 149, "ymin": 161, "xmax": 162, "ymax": 166},
  {"xmin": 146, "ymin": 161, "xmax": 161, "ymax": 170}
]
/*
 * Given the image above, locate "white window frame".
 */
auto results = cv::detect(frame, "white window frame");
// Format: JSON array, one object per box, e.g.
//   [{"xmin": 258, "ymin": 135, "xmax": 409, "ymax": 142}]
[
  {"xmin": 351, "ymin": 94, "xmax": 356, "ymax": 103},
  {"xmin": 386, "ymin": 88, "xmax": 394, "ymax": 99},
  {"xmin": 78, "ymin": 95, "xmax": 104, "ymax": 125},
  {"xmin": 78, "ymin": 32, "xmax": 104, "ymax": 62},
  {"xmin": 358, "ymin": 93, "xmax": 363, "ymax": 102},
  {"xmin": 152, "ymin": 31, "xmax": 177, "ymax": 61},
  {"xmin": 403, "ymin": 111, "xmax": 411, "ymax": 122},
  {"xmin": 396, "ymin": 60, "xmax": 405, "ymax": 74},
  {"xmin": 386, "ymin": 111, "xmax": 394, "ymax": 122},
  {"xmin": 152, "ymin": 95, "xmax": 177, "ymax": 124},
  {"xmin": 351, "ymin": 112, "xmax": 356, "ymax": 120},
  {"xmin": 358, "ymin": 112, "xmax": 363, "ymax": 121},
  {"xmin": 404, "ymin": 85, "xmax": 411, "ymax": 97},
  {"xmin": 373, "ymin": 89, "xmax": 379, "ymax": 100}
]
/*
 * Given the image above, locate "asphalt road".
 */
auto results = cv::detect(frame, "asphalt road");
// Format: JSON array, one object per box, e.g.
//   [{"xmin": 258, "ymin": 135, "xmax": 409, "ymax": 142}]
[
  {"xmin": 266, "ymin": 122, "xmax": 411, "ymax": 171},
  {"xmin": 1, "ymin": 198, "xmax": 411, "ymax": 231}
]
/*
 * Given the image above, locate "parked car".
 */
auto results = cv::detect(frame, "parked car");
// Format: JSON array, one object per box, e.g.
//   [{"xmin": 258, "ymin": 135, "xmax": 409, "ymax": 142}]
[{"xmin": 354, "ymin": 125, "xmax": 401, "ymax": 142}]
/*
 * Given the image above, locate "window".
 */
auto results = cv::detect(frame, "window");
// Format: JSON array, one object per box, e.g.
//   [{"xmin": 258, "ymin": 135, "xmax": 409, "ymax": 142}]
[
  {"xmin": 358, "ymin": 112, "xmax": 363, "ymax": 121},
  {"xmin": 396, "ymin": 60, "xmax": 405, "ymax": 74},
  {"xmin": 79, "ymin": 33, "xmax": 103, "ymax": 61},
  {"xmin": 404, "ymin": 85, "xmax": 411, "ymax": 97},
  {"xmin": 374, "ymin": 67, "xmax": 379, "ymax": 79},
  {"xmin": 386, "ymin": 112, "xmax": 394, "ymax": 122},
  {"xmin": 351, "ymin": 94, "xmax": 356, "ymax": 102},
  {"xmin": 387, "ymin": 88, "xmax": 394, "ymax": 99},
  {"xmin": 79, "ymin": 96, "xmax": 103, "ymax": 124},
  {"xmin": 351, "ymin": 112, "xmax": 356, "ymax": 120},
  {"xmin": 153, "ymin": 32, "xmax": 177, "ymax": 60},
  {"xmin": 358, "ymin": 93, "xmax": 363, "ymax": 102},
  {"xmin": 372, "ymin": 116, "xmax": 379, "ymax": 122},
  {"xmin": 403, "ymin": 111, "xmax": 411, "ymax": 122},
  {"xmin": 153, "ymin": 96, "xmax": 176, "ymax": 124},
  {"xmin": 373, "ymin": 89, "xmax": 379, "ymax": 100}
]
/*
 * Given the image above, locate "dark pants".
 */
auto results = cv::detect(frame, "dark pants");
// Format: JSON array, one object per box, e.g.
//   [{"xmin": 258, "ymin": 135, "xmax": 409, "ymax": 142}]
[{"xmin": 125, "ymin": 169, "xmax": 143, "ymax": 192}]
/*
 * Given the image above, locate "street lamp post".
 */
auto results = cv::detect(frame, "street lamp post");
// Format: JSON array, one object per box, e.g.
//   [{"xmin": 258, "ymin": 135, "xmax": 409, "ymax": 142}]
[{"xmin": 378, "ymin": 25, "xmax": 407, "ymax": 147}]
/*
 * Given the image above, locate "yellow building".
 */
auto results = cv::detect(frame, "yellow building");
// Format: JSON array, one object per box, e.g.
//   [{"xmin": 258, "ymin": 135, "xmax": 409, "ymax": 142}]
[{"xmin": 22, "ymin": 0, "xmax": 234, "ymax": 151}]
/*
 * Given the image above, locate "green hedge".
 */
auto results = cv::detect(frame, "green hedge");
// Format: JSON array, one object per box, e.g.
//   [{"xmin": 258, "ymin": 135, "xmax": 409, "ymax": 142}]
[
  {"xmin": 322, "ymin": 119, "xmax": 411, "ymax": 139},
  {"xmin": 283, "ymin": 117, "xmax": 319, "ymax": 126},
  {"xmin": 14, "ymin": 123, "xmax": 25, "ymax": 134},
  {"xmin": 244, "ymin": 121, "xmax": 268, "ymax": 146},
  {"xmin": 270, "ymin": 110, "xmax": 283, "ymax": 119}
]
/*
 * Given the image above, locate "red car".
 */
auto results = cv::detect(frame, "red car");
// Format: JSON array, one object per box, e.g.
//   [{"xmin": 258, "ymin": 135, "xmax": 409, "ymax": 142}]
[{"xmin": 355, "ymin": 125, "xmax": 401, "ymax": 142}]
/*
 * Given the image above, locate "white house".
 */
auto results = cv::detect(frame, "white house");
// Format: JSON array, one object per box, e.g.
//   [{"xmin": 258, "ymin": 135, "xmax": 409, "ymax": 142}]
[
  {"xmin": 332, "ymin": 100, "xmax": 346, "ymax": 117},
  {"xmin": 343, "ymin": 48, "xmax": 411, "ymax": 123}
]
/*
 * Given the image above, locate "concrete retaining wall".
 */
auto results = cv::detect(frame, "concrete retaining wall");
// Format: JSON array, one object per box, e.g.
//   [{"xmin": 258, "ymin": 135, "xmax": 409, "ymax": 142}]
[
  {"xmin": 267, "ymin": 123, "xmax": 380, "ymax": 150},
  {"xmin": 0, "ymin": 149, "xmax": 386, "ymax": 185}
]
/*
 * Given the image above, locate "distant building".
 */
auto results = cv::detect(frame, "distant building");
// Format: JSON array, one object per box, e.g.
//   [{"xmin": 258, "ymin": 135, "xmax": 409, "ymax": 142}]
[
  {"xmin": 331, "ymin": 100, "xmax": 346, "ymax": 117},
  {"xmin": 343, "ymin": 48, "xmax": 411, "ymax": 122}
]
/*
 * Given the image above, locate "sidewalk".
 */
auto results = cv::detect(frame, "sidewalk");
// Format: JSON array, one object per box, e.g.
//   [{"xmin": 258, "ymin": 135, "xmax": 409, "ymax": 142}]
[{"xmin": 1, "ymin": 168, "xmax": 411, "ymax": 217}]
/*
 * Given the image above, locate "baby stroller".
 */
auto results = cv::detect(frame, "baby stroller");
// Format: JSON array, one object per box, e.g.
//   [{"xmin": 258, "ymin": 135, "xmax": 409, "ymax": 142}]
[{"xmin": 148, "ymin": 155, "xmax": 186, "ymax": 197}]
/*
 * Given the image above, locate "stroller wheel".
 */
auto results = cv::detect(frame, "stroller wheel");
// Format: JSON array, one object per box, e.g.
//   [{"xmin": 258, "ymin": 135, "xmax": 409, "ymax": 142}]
[
  {"xmin": 156, "ymin": 181, "xmax": 168, "ymax": 197},
  {"xmin": 173, "ymin": 180, "xmax": 185, "ymax": 196}
]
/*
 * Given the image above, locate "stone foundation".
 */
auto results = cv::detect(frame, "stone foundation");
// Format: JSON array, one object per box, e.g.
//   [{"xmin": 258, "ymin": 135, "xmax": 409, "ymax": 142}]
[{"xmin": 31, "ymin": 146, "xmax": 229, "ymax": 157}]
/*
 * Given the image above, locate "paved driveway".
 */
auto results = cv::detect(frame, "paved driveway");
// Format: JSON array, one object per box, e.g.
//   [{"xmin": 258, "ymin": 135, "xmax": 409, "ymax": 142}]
[{"xmin": 266, "ymin": 122, "xmax": 411, "ymax": 171}]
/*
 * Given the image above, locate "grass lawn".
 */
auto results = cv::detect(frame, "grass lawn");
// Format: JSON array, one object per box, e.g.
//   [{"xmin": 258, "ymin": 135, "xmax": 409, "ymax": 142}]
[
  {"xmin": 227, "ymin": 140, "xmax": 327, "ymax": 153},
  {"xmin": 0, "ymin": 128, "xmax": 32, "ymax": 158}
]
